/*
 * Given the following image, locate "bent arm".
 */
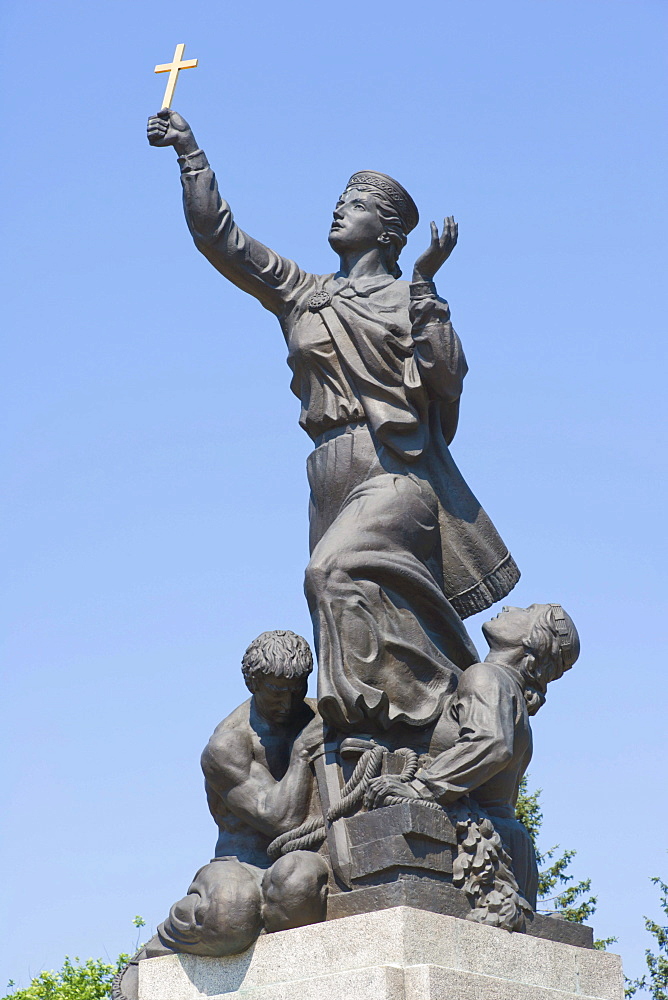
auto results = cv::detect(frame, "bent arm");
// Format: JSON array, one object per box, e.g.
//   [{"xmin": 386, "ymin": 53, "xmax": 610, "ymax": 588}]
[
  {"xmin": 409, "ymin": 281, "xmax": 467, "ymax": 405},
  {"xmin": 201, "ymin": 730, "xmax": 313, "ymax": 837},
  {"xmin": 178, "ymin": 149, "xmax": 306, "ymax": 315},
  {"xmin": 412, "ymin": 665, "xmax": 517, "ymax": 803}
]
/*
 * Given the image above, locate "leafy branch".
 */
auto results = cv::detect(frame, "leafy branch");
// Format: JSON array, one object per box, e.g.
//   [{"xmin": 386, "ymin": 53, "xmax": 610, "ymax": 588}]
[
  {"xmin": 625, "ymin": 876, "xmax": 668, "ymax": 999},
  {"xmin": 515, "ymin": 776, "xmax": 614, "ymax": 949}
]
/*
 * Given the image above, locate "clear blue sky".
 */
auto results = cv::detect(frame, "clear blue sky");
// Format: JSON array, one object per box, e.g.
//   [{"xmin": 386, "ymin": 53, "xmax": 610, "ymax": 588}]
[{"xmin": 2, "ymin": 0, "xmax": 666, "ymax": 987}]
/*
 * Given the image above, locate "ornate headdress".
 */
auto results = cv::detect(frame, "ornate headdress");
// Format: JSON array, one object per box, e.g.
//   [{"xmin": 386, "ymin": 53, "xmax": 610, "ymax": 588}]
[{"xmin": 346, "ymin": 170, "xmax": 419, "ymax": 234}]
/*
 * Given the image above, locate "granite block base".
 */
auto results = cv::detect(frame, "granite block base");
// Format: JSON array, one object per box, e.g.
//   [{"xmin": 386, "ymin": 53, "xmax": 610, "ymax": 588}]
[{"xmin": 138, "ymin": 905, "xmax": 624, "ymax": 1000}]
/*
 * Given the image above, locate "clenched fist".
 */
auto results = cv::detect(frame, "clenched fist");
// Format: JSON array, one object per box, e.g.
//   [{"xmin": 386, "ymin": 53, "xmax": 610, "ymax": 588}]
[
  {"xmin": 147, "ymin": 109, "xmax": 198, "ymax": 156},
  {"xmin": 292, "ymin": 715, "xmax": 325, "ymax": 762}
]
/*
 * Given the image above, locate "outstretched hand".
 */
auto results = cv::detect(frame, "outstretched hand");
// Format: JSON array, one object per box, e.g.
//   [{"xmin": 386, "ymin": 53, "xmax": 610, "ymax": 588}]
[
  {"xmin": 147, "ymin": 109, "xmax": 197, "ymax": 156},
  {"xmin": 412, "ymin": 217, "xmax": 458, "ymax": 282}
]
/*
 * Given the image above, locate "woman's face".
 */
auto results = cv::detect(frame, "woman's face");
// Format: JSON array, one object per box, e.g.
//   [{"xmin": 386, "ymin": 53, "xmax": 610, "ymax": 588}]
[{"xmin": 328, "ymin": 186, "xmax": 385, "ymax": 254}]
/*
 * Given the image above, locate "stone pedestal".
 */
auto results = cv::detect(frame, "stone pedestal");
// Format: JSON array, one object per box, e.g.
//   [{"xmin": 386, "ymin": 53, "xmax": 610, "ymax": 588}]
[{"xmin": 137, "ymin": 906, "xmax": 624, "ymax": 1000}]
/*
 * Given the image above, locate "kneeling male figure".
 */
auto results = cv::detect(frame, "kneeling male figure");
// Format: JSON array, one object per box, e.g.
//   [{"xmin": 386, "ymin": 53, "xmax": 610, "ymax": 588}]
[
  {"xmin": 366, "ymin": 603, "xmax": 580, "ymax": 907},
  {"xmin": 132, "ymin": 631, "xmax": 327, "ymax": 973}
]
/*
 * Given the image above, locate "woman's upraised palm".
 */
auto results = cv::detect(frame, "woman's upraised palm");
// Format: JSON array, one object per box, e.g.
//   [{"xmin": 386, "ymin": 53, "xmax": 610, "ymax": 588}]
[{"xmin": 413, "ymin": 217, "xmax": 458, "ymax": 281}]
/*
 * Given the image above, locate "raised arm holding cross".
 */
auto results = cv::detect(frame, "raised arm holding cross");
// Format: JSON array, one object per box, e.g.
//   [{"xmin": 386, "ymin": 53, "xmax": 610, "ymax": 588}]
[
  {"xmin": 148, "ymin": 43, "xmax": 199, "ymax": 155},
  {"xmin": 154, "ymin": 42, "xmax": 197, "ymax": 110}
]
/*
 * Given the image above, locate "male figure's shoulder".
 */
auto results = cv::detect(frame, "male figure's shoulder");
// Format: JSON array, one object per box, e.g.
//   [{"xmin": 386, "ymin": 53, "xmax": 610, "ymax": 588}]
[
  {"xmin": 201, "ymin": 699, "xmax": 254, "ymax": 777},
  {"xmin": 459, "ymin": 661, "xmax": 520, "ymax": 698},
  {"xmin": 207, "ymin": 697, "xmax": 253, "ymax": 739},
  {"xmin": 459, "ymin": 660, "xmax": 498, "ymax": 684}
]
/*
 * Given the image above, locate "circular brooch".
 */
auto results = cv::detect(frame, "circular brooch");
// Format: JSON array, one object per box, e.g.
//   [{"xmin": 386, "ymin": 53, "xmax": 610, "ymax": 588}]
[{"xmin": 307, "ymin": 290, "xmax": 332, "ymax": 312}]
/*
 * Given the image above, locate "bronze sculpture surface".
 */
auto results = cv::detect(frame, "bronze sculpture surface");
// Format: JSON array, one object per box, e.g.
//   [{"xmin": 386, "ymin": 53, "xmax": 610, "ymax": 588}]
[
  {"xmin": 112, "ymin": 106, "xmax": 586, "ymax": 997},
  {"xmin": 148, "ymin": 108, "xmax": 519, "ymax": 735}
]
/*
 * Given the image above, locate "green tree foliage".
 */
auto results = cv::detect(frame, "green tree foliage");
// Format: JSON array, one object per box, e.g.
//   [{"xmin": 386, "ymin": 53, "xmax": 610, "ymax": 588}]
[
  {"xmin": 626, "ymin": 876, "xmax": 668, "ymax": 999},
  {"xmin": 131, "ymin": 916, "xmax": 146, "ymax": 956},
  {"xmin": 2, "ymin": 955, "xmax": 129, "ymax": 1000},
  {"xmin": 515, "ymin": 777, "xmax": 615, "ymax": 949},
  {"xmin": 2, "ymin": 916, "xmax": 147, "ymax": 1000}
]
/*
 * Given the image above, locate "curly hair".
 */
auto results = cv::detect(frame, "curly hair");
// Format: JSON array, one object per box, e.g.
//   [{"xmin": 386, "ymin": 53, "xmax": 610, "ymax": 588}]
[{"xmin": 241, "ymin": 630, "xmax": 313, "ymax": 687}]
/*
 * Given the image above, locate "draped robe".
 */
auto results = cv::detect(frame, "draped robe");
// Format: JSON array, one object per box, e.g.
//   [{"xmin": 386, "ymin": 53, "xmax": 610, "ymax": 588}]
[{"xmin": 178, "ymin": 148, "xmax": 520, "ymax": 731}]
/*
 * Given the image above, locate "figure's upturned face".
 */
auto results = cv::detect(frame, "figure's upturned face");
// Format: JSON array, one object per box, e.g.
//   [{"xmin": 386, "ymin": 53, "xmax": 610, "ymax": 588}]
[
  {"xmin": 252, "ymin": 673, "xmax": 308, "ymax": 726},
  {"xmin": 328, "ymin": 186, "xmax": 385, "ymax": 255},
  {"xmin": 482, "ymin": 604, "xmax": 542, "ymax": 652}
]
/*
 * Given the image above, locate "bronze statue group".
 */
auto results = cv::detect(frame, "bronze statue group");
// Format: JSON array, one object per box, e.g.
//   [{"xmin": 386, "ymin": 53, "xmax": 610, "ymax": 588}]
[{"xmin": 113, "ymin": 108, "xmax": 582, "ymax": 997}]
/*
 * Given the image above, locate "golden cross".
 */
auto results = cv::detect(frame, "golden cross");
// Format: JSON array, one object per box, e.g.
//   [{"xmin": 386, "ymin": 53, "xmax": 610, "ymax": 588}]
[{"xmin": 154, "ymin": 43, "xmax": 198, "ymax": 110}]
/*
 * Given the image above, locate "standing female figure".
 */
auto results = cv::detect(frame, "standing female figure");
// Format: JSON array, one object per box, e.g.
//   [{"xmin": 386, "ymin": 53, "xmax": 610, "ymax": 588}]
[{"xmin": 148, "ymin": 110, "xmax": 519, "ymax": 733}]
